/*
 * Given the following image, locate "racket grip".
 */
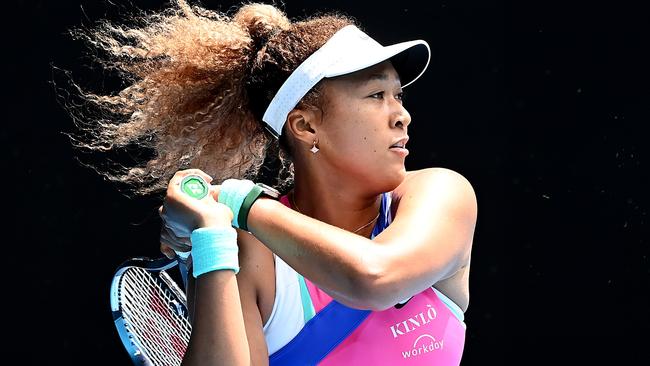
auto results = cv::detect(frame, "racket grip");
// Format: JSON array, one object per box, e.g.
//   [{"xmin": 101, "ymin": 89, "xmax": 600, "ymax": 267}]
[
  {"xmin": 175, "ymin": 250, "xmax": 191, "ymax": 260},
  {"xmin": 175, "ymin": 251, "xmax": 190, "ymax": 290},
  {"xmin": 175, "ymin": 174, "xmax": 210, "ymax": 262},
  {"xmin": 175, "ymin": 174, "xmax": 209, "ymax": 260},
  {"xmin": 180, "ymin": 174, "xmax": 210, "ymax": 200}
]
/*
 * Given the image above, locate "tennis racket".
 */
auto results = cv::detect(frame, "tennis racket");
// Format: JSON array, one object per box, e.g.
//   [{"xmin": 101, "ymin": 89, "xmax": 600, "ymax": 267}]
[
  {"xmin": 110, "ymin": 256, "xmax": 192, "ymax": 366},
  {"xmin": 110, "ymin": 174, "xmax": 211, "ymax": 365}
]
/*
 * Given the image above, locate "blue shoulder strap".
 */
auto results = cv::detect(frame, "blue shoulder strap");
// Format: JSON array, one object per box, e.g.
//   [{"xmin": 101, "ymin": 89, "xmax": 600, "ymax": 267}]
[
  {"xmin": 268, "ymin": 301, "xmax": 371, "ymax": 365},
  {"xmin": 269, "ymin": 193, "xmax": 391, "ymax": 365}
]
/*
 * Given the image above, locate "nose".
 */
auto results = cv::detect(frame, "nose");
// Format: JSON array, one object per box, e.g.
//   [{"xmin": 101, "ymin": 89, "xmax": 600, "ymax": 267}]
[{"xmin": 391, "ymin": 101, "xmax": 411, "ymax": 130}]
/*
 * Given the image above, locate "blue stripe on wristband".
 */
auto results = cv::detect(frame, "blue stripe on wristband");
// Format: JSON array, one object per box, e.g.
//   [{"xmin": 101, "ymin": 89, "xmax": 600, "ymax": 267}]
[{"xmin": 190, "ymin": 226, "xmax": 239, "ymax": 277}]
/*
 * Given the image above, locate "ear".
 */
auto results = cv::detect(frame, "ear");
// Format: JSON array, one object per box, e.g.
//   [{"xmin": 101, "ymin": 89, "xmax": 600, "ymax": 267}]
[{"xmin": 285, "ymin": 107, "xmax": 320, "ymax": 145}]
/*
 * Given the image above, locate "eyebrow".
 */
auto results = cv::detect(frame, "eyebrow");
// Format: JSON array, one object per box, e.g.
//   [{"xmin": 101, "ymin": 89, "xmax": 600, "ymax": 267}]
[
  {"xmin": 368, "ymin": 73, "xmax": 388, "ymax": 81},
  {"xmin": 363, "ymin": 72, "xmax": 401, "ymax": 86}
]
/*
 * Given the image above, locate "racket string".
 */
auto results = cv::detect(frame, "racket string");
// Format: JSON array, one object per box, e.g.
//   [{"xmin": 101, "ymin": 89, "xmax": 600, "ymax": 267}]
[
  {"xmin": 120, "ymin": 267, "xmax": 192, "ymax": 366},
  {"xmin": 122, "ymin": 269, "xmax": 190, "ymax": 365}
]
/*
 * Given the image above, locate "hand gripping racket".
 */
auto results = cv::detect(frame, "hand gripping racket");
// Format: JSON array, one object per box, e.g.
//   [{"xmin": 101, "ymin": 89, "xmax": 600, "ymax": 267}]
[{"xmin": 110, "ymin": 175, "xmax": 210, "ymax": 365}]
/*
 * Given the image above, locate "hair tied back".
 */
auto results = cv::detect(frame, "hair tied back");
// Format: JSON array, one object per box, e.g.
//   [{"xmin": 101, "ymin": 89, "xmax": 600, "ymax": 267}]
[{"xmin": 233, "ymin": 3, "xmax": 291, "ymax": 58}]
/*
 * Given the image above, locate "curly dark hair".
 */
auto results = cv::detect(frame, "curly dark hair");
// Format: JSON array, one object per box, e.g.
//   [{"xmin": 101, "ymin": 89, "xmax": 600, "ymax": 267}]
[{"xmin": 61, "ymin": 0, "xmax": 358, "ymax": 196}]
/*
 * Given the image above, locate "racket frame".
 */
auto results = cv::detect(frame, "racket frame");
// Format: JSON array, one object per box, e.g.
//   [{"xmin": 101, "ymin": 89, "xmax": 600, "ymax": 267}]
[{"xmin": 110, "ymin": 256, "xmax": 190, "ymax": 366}]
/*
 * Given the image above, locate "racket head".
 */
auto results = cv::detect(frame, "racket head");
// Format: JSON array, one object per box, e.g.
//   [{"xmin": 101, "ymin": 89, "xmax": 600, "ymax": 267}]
[{"xmin": 110, "ymin": 256, "xmax": 192, "ymax": 366}]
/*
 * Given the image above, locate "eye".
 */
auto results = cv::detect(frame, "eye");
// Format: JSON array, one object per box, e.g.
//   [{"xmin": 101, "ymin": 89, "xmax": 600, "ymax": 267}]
[
  {"xmin": 369, "ymin": 91, "xmax": 385, "ymax": 99},
  {"xmin": 396, "ymin": 92, "xmax": 405, "ymax": 103}
]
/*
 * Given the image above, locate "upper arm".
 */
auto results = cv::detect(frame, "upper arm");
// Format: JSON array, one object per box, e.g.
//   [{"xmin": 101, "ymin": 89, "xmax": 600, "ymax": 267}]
[
  {"xmin": 236, "ymin": 229, "xmax": 273, "ymax": 365},
  {"xmin": 368, "ymin": 167, "xmax": 477, "ymax": 307}
]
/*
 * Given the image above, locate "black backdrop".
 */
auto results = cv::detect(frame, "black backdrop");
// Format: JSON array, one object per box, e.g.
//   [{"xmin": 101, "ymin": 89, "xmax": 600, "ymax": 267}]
[{"xmin": 7, "ymin": 0, "xmax": 648, "ymax": 365}]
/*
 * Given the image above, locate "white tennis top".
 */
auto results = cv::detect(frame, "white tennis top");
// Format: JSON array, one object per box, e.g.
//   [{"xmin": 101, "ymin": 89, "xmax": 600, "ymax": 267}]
[{"xmin": 262, "ymin": 254, "xmax": 307, "ymax": 355}]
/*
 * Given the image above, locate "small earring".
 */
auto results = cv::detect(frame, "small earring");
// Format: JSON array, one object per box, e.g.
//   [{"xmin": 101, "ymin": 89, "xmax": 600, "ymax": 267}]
[{"xmin": 310, "ymin": 139, "xmax": 319, "ymax": 154}]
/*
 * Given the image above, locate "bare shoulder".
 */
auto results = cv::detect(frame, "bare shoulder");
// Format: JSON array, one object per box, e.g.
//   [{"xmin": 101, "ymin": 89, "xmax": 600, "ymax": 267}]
[
  {"xmin": 395, "ymin": 168, "xmax": 476, "ymax": 311},
  {"xmin": 393, "ymin": 167, "xmax": 477, "ymax": 216},
  {"xmin": 402, "ymin": 167, "xmax": 475, "ymax": 191},
  {"xmin": 395, "ymin": 166, "xmax": 477, "ymax": 245}
]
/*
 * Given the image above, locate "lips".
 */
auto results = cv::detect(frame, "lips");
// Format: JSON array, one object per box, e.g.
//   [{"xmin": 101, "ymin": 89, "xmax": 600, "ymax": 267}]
[
  {"xmin": 389, "ymin": 136, "xmax": 410, "ymax": 157},
  {"xmin": 389, "ymin": 136, "xmax": 409, "ymax": 149}
]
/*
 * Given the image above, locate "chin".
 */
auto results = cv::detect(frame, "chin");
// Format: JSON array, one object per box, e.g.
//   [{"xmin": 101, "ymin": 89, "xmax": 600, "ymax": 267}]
[{"xmin": 378, "ymin": 166, "xmax": 407, "ymax": 193}]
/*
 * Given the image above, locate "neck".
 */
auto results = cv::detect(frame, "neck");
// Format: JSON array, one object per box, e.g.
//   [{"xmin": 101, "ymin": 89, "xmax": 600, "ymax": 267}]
[{"xmin": 291, "ymin": 161, "xmax": 383, "ymax": 238}]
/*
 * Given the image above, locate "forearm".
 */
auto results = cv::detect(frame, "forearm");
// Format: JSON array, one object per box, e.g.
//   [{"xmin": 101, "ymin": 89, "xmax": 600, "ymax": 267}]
[
  {"xmin": 247, "ymin": 197, "xmax": 387, "ymax": 309},
  {"xmin": 182, "ymin": 271, "xmax": 250, "ymax": 366}
]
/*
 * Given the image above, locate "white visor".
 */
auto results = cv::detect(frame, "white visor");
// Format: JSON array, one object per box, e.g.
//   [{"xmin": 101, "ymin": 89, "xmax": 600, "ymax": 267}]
[{"xmin": 261, "ymin": 25, "xmax": 431, "ymax": 137}]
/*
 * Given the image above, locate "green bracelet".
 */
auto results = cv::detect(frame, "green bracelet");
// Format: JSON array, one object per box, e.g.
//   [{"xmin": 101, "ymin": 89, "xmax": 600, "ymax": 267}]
[{"xmin": 238, "ymin": 184, "xmax": 263, "ymax": 231}]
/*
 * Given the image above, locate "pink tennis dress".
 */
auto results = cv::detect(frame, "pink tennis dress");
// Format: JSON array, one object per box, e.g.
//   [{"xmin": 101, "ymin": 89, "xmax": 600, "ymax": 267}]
[{"xmin": 269, "ymin": 193, "xmax": 466, "ymax": 365}]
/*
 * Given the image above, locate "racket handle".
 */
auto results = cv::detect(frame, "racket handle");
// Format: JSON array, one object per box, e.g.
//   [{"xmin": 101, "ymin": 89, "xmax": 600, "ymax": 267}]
[
  {"xmin": 176, "ymin": 253, "xmax": 190, "ymax": 290},
  {"xmin": 173, "ymin": 173, "xmax": 211, "ymax": 258},
  {"xmin": 175, "ymin": 250, "xmax": 191, "ymax": 260},
  {"xmin": 173, "ymin": 174, "xmax": 211, "ymax": 287},
  {"xmin": 180, "ymin": 174, "xmax": 210, "ymax": 200}
]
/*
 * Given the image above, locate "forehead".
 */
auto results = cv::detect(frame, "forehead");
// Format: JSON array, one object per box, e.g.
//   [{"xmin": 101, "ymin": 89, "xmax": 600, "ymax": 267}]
[{"xmin": 327, "ymin": 60, "xmax": 402, "ymax": 88}]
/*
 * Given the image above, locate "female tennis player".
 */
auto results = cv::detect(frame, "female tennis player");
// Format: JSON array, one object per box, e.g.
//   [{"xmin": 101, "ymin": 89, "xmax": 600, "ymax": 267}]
[{"xmin": 68, "ymin": 1, "xmax": 476, "ymax": 364}]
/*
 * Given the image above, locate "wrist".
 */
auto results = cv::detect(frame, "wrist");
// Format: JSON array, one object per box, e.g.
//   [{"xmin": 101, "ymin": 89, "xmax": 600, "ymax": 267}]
[
  {"xmin": 246, "ymin": 196, "xmax": 277, "ymax": 235},
  {"xmin": 237, "ymin": 184, "xmax": 263, "ymax": 231},
  {"xmin": 218, "ymin": 179, "xmax": 255, "ymax": 228},
  {"xmin": 218, "ymin": 180, "xmax": 280, "ymax": 231},
  {"xmin": 191, "ymin": 226, "xmax": 239, "ymax": 277},
  {"xmin": 196, "ymin": 214, "xmax": 232, "ymax": 229}
]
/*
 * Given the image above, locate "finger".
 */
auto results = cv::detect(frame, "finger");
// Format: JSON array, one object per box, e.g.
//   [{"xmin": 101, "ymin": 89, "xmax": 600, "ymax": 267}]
[
  {"xmin": 160, "ymin": 234, "xmax": 191, "ymax": 254},
  {"xmin": 169, "ymin": 173, "xmax": 187, "ymax": 187},
  {"xmin": 160, "ymin": 235, "xmax": 176, "ymax": 258},
  {"xmin": 161, "ymin": 226, "xmax": 184, "ymax": 246},
  {"xmin": 158, "ymin": 205, "xmax": 167, "ymax": 221},
  {"xmin": 163, "ymin": 218, "xmax": 192, "ymax": 238},
  {"xmin": 165, "ymin": 225, "xmax": 191, "ymax": 246},
  {"xmin": 176, "ymin": 169, "xmax": 213, "ymax": 184},
  {"xmin": 160, "ymin": 242, "xmax": 176, "ymax": 259},
  {"xmin": 208, "ymin": 184, "xmax": 221, "ymax": 201},
  {"xmin": 159, "ymin": 203, "xmax": 169, "ymax": 221},
  {"xmin": 159, "ymin": 204, "xmax": 174, "ymax": 229},
  {"xmin": 162, "ymin": 225, "xmax": 192, "ymax": 250},
  {"xmin": 168, "ymin": 170, "xmax": 213, "ymax": 198}
]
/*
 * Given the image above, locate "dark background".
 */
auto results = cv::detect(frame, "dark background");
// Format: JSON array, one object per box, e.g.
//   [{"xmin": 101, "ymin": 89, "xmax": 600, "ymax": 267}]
[{"xmin": 6, "ymin": 0, "xmax": 648, "ymax": 365}]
